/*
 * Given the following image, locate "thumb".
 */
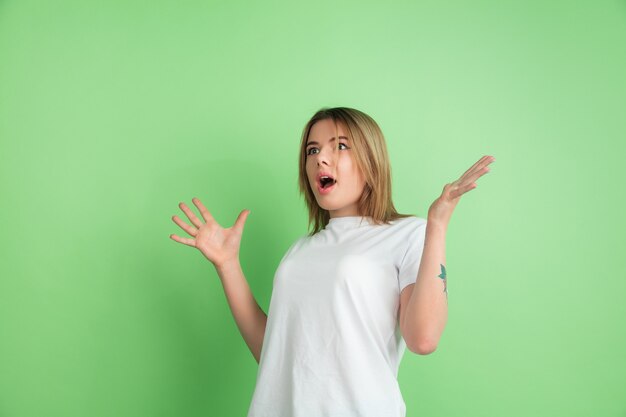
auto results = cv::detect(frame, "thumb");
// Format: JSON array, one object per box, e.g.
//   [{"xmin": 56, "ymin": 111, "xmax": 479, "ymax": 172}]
[{"xmin": 233, "ymin": 209, "xmax": 251, "ymax": 232}]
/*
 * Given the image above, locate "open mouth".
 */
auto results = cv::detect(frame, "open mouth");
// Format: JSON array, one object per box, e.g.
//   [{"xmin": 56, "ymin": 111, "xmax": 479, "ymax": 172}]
[{"xmin": 319, "ymin": 176, "xmax": 336, "ymax": 189}]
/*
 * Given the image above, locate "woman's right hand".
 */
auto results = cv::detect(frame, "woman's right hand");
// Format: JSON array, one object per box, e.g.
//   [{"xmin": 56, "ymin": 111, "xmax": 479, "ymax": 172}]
[{"xmin": 170, "ymin": 197, "xmax": 251, "ymax": 268}]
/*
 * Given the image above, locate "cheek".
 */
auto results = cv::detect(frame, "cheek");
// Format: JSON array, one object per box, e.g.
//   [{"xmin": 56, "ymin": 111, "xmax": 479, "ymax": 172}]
[
  {"xmin": 305, "ymin": 162, "xmax": 314, "ymax": 179},
  {"xmin": 350, "ymin": 164, "xmax": 365, "ymax": 185}
]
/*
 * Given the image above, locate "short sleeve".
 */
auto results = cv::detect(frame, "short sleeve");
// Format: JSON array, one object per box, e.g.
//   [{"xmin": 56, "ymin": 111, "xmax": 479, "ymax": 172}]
[{"xmin": 398, "ymin": 220, "xmax": 427, "ymax": 291}]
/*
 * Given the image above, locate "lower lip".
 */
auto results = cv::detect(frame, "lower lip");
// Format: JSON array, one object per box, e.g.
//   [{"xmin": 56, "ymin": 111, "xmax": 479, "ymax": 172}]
[{"xmin": 317, "ymin": 182, "xmax": 337, "ymax": 195}]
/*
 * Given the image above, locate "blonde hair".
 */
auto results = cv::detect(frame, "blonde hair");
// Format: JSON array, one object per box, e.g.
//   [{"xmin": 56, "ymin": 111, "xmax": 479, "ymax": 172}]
[{"xmin": 297, "ymin": 106, "xmax": 416, "ymax": 236}]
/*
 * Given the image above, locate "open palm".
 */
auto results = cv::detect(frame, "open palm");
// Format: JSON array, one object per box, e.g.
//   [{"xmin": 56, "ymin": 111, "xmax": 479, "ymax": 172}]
[
  {"xmin": 428, "ymin": 155, "xmax": 495, "ymax": 225},
  {"xmin": 170, "ymin": 197, "xmax": 251, "ymax": 268}
]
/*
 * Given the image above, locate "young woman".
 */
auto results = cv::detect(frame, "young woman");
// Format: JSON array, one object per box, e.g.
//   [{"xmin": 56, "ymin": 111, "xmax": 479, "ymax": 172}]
[{"xmin": 170, "ymin": 107, "xmax": 495, "ymax": 417}]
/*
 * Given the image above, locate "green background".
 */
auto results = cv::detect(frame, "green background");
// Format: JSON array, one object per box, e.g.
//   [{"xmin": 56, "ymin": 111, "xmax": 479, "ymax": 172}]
[{"xmin": 1, "ymin": 1, "xmax": 625, "ymax": 416}]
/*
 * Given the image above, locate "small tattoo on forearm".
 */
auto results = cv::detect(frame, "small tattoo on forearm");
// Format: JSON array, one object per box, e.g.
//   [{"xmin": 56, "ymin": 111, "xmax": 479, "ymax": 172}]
[{"xmin": 438, "ymin": 264, "xmax": 448, "ymax": 295}]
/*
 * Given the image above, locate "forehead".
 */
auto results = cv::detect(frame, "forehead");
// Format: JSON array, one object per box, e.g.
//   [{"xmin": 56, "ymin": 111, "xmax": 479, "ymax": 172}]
[{"xmin": 307, "ymin": 119, "xmax": 348, "ymax": 144}]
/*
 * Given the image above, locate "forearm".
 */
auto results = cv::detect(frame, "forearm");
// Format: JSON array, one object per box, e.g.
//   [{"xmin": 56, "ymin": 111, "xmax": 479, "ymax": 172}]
[
  {"xmin": 403, "ymin": 218, "xmax": 449, "ymax": 352},
  {"xmin": 215, "ymin": 260, "xmax": 267, "ymax": 364}
]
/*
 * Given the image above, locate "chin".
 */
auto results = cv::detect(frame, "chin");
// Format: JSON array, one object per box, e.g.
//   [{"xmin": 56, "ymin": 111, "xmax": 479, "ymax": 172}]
[{"xmin": 316, "ymin": 202, "xmax": 330, "ymax": 210}]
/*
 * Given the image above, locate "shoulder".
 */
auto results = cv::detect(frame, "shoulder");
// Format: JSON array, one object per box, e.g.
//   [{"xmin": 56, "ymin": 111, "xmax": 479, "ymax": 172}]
[
  {"xmin": 287, "ymin": 235, "xmax": 307, "ymax": 251},
  {"xmin": 365, "ymin": 216, "xmax": 427, "ymax": 249},
  {"xmin": 389, "ymin": 215, "xmax": 427, "ymax": 232},
  {"xmin": 388, "ymin": 217, "xmax": 428, "ymax": 248},
  {"xmin": 284, "ymin": 233, "xmax": 312, "ymax": 256}
]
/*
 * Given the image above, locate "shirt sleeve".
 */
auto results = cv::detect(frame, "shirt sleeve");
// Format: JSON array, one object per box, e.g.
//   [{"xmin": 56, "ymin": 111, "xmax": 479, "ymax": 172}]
[{"xmin": 398, "ymin": 220, "xmax": 427, "ymax": 292}]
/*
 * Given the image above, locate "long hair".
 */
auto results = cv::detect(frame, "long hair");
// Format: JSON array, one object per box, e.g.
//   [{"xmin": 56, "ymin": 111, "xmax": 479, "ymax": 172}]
[{"xmin": 297, "ymin": 106, "xmax": 415, "ymax": 236}]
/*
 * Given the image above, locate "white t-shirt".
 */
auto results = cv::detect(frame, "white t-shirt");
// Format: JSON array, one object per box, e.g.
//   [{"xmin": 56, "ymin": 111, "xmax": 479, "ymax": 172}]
[{"xmin": 247, "ymin": 215, "xmax": 428, "ymax": 417}]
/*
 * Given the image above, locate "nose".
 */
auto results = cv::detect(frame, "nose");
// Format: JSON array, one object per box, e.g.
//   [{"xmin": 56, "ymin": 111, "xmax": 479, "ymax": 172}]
[{"xmin": 315, "ymin": 146, "xmax": 335, "ymax": 167}]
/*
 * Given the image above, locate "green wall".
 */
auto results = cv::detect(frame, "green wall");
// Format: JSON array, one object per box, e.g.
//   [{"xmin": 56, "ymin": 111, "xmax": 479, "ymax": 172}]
[{"xmin": 1, "ymin": 1, "xmax": 624, "ymax": 416}]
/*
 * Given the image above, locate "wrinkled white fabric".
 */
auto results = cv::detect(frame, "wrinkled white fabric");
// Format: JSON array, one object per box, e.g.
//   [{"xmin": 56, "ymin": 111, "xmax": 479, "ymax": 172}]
[{"xmin": 247, "ymin": 215, "xmax": 427, "ymax": 417}]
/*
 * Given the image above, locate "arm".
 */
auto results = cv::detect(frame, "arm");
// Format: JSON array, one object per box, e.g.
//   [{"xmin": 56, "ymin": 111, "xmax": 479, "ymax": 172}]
[
  {"xmin": 400, "ymin": 154, "xmax": 494, "ymax": 354},
  {"xmin": 215, "ymin": 260, "xmax": 267, "ymax": 364},
  {"xmin": 400, "ymin": 219, "xmax": 448, "ymax": 355},
  {"xmin": 169, "ymin": 199, "xmax": 264, "ymax": 363}
]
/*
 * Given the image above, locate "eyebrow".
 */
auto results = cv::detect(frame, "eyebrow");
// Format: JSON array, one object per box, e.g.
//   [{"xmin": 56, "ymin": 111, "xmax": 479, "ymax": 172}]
[{"xmin": 306, "ymin": 136, "xmax": 349, "ymax": 147}]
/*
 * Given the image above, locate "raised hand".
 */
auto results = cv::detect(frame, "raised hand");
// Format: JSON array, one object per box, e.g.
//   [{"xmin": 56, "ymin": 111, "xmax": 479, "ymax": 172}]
[
  {"xmin": 170, "ymin": 197, "xmax": 251, "ymax": 268},
  {"xmin": 427, "ymin": 155, "xmax": 495, "ymax": 227}
]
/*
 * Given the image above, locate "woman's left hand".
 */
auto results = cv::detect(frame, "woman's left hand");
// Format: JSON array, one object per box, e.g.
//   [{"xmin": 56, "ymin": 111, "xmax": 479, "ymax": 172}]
[{"xmin": 427, "ymin": 155, "xmax": 496, "ymax": 228}]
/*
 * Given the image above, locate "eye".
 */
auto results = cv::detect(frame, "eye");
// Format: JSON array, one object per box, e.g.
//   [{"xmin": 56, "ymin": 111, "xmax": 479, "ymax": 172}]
[{"xmin": 306, "ymin": 142, "xmax": 349, "ymax": 156}]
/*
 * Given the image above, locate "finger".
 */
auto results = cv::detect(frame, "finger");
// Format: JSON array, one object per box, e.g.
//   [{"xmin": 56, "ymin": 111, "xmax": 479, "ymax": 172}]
[
  {"xmin": 450, "ymin": 183, "xmax": 477, "ymax": 200},
  {"xmin": 460, "ymin": 155, "xmax": 495, "ymax": 181},
  {"xmin": 170, "ymin": 234, "xmax": 196, "ymax": 247},
  {"xmin": 192, "ymin": 197, "xmax": 216, "ymax": 225},
  {"xmin": 459, "ymin": 156, "xmax": 495, "ymax": 184},
  {"xmin": 178, "ymin": 202, "xmax": 203, "ymax": 228},
  {"xmin": 460, "ymin": 164, "xmax": 492, "ymax": 187},
  {"xmin": 233, "ymin": 209, "xmax": 251, "ymax": 233},
  {"xmin": 172, "ymin": 215, "xmax": 198, "ymax": 237},
  {"xmin": 459, "ymin": 155, "xmax": 489, "ymax": 178}
]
